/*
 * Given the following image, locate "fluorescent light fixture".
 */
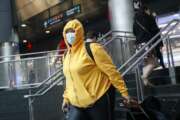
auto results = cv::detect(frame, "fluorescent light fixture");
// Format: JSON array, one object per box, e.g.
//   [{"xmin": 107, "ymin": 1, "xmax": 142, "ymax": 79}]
[{"xmin": 21, "ymin": 24, "xmax": 27, "ymax": 27}]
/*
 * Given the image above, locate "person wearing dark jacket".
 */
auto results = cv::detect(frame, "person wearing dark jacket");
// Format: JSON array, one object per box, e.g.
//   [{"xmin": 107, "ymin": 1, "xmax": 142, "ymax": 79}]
[{"xmin": 133, "ymin": 6, "xmax": 165, "ymax": 86}]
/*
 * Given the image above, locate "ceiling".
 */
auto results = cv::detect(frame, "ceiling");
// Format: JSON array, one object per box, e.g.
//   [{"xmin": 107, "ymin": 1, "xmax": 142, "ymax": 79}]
[
  {"xmin": 16, "ymin": 0, "xmax": 108, "ymax": 43},
  {"xmin": 15, "ymin": 0, "xmax": 65, "ymax": 21},
  {"xmin": 15, "ymin": 0, "xmax": 180, "ymax": 45},
  {"xmin": 142, "ymin": 0, "xmax": 180, "ymax": 15}
]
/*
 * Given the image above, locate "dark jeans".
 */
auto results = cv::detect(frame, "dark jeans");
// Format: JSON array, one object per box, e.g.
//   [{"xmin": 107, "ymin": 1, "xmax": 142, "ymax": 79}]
[
  {"xmin": 155, "ymin": 47, "xmax": 165, "ymax": 69},
  {"xmin": 65, "ymin": 86, "xmax": 115, "ymax": 120}
]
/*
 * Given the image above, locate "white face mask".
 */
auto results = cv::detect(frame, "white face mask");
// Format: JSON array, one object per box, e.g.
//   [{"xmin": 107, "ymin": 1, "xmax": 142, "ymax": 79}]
[{"xmin": 66, "ymin": 32, "xmax": 76, "ymax": 45}]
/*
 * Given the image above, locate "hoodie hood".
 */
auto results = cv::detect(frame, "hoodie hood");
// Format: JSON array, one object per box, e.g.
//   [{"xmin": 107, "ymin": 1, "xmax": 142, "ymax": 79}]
[{"xmin": 63, "ymin": 19, "xmax": 84, "ymax": 50}]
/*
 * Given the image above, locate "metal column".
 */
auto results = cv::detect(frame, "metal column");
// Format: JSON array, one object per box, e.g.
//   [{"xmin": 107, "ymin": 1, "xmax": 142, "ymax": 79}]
[{"xmin": 108, "ymin": 0, "xmax": 135, "ymax": 67}]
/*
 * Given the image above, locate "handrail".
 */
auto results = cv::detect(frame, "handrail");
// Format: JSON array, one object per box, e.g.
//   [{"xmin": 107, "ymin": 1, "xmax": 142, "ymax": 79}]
[
  {"xmin": 119, "ymin": 19, "xmax": 180, "ymax": 76},
  {"xmin": 0, "ymin": 49, "xmax": 66, "ymax": 59},
  {"xmin": 97, "ymin": 30, "xmax": 134, "ymax": 42},
  {"xmin": 97, "ymin": 30, "xmax": 112, "ymax": 42},
  {"xmin": 24, "ymin": 76, "xmax": 64, "ymax": 98},
  {"xmin": 0, "ymin": 54, "xmax": 63, "ymax": 64},
  {"xmin": 118, "ymin": 19, "xmax": 180, "ymax": 72},
  {"xmin": 31, "ymin": 66, "xmax": 63, "ymax": 89}
]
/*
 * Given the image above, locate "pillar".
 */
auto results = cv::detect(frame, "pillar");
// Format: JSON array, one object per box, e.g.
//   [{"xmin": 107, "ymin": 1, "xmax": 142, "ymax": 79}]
[
  {"xmin": 108, "ymin": 0, "xmax": 135, "ymax": 67},
  {"xmin": 0, "ymin": 0, "xmax": 19, "ymax": 88}
]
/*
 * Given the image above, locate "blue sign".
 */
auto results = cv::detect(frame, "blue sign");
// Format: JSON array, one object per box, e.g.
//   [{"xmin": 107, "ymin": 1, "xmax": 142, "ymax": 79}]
[{"xmin": 43, "ymin": 4, "xmax": 81, "ymax": 28}]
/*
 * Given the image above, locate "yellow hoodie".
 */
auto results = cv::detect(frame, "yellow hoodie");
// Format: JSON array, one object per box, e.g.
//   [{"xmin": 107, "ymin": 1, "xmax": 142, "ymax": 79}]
[{"xmin": 63, "ymin": 19, "xmax": 128, "ymax": 108}]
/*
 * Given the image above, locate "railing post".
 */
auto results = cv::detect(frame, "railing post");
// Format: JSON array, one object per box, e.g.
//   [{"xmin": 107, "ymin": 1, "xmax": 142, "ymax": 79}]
[
  {"xmin": 28, "ymin": 89, "xmax": 34, "ymax": 120},
  {"xmin": 137, "ymin": 64, "xmax": 144, "ymax": 101},
  {"xmin": 135, "ymin": 67, "xmax": 141, "ymax": 102},
  {"xmin": 135, "ymin": 63, "xmax": 144, "ymax": 102},
  {"xmin": 166, "ymin": 36, "xmax": 176, "ymax": 85}
]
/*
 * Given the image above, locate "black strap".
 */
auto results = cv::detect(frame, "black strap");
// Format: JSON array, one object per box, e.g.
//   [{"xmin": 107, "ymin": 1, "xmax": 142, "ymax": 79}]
[
  {"xmin": 135, "ymin": 20, "xmax": 151, "ymax": 35},
  {"xmin": 63, "ymin": 42, "xmax": 95, "ymax": 62},
  {"xmin": 85, "ymin": 42, "xmax": 95, "ymax": 61}
]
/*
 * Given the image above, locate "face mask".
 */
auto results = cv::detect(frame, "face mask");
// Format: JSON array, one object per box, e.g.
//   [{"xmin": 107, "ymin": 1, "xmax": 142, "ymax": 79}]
[{"xmin": 66, "ymin": 32, "xmax": 76, "ymax": 45}]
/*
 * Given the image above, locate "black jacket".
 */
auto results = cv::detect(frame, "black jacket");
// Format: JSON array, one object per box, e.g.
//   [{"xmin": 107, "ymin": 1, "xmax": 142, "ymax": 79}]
[{"xmin": 133, "ymin": 11, "xmax": 163, "ymax": 48}]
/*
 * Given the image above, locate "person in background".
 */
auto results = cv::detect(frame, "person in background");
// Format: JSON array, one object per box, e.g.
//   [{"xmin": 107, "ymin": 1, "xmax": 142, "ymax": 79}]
[
  {"xmin": 133, "ymin": 5, "xmax": 165, "ymax": 86},
  {"xmin": 86, "ymin": 31, "xmax": 96, "ymax": 42},
  {"xmin": 53, "ymin": 39, "xmax": 67, "ymax": 64},
  {"xmin": 62, "ymin": 19, "xmax": 131, "ymax": 120}
]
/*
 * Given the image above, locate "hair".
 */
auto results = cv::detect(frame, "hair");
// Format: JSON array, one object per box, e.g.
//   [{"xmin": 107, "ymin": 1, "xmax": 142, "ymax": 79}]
[{"xmin": 86, "ymin": 31, "xmax": 96, "ymax": 39}]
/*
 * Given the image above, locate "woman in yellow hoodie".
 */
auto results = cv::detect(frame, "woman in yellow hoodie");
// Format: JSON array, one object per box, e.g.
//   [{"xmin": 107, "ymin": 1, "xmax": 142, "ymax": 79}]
[{"xmin": 62, "ymin": 19, "xmax": 130, "ymax": 120}]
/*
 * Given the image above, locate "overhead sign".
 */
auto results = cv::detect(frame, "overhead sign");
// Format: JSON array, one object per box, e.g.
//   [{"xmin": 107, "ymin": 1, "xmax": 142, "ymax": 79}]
[
  {"xmin": 65, "ymin": 5, "xmax": 81, "ymax": 17},
  {"xmin": 43, "ymin": 4, "xmax": 81, "ymax": 28}
]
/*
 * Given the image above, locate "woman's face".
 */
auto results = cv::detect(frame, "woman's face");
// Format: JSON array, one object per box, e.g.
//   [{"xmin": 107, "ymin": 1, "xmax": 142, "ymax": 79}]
[{"xmin": 65, "ymin": 29, "xmax": 76, "ymax": 45}]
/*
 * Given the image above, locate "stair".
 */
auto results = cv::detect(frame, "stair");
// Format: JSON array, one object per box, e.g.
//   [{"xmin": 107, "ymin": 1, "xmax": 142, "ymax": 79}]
[
  {"xmin": 0, "ymin": 89, "xmax": 29, "ymax": 120},
  {"xmin": 149, "ymin": 66, "xmax": 180, "ymax": 85},
  {"xmin": 0, "ymin": 85, "xmax": 64, "ymax": 120}
]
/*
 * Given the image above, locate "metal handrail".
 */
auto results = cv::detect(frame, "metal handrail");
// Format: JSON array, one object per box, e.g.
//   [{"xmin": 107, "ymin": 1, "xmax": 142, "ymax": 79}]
[
  {"xmin": 119, "ymin": 19, "xmax": 180, "ymax": 76},
  {"xmin": 24, "ymin": 73, "xmax": 64, "ymax": 98},
  {"xmin": 24, "ymin": 76, "xmax": 64, "ymax": 98},
  {"xmin": 118, "ymin": 19, "xmax": 180, "ymax": 72},
  {"xmin": 0, "ymin": 54, "xmax": 63, "ymax": 64},
  {"xmin": 97, "ymin": 30, "xmax": 134, "ymax": 42},
  {"xmin": 0, "ymin": 49, "xmax": 66, "ymax": 59},
  {"xmin": 31, "ymin": 66, "xmax": 62, "ymax": 89}
]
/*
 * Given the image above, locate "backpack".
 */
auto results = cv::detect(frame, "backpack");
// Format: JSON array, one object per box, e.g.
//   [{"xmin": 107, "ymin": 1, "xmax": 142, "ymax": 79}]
[{"xmin": 63, "ymin": 42, "xmax": 95, "ymax": 61}]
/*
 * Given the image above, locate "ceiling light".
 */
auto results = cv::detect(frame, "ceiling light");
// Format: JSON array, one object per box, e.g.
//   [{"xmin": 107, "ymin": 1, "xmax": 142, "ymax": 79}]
[
  {"xmin": 23, "ymin": 40, "xmax": 27, "ymax": 43},
  {"xmin": 45, "ymin": 30, "xmax": 51, "ymax": 34},
  {"xmin": 21, "ymin": 24, "xmax": 27, "ymax": 27}
]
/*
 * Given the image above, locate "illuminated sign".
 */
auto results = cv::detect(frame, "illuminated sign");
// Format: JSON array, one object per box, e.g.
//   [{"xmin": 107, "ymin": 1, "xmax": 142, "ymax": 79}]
[
  {"xmin": 65, "ymin": 5, "xmax": 81, "ymax": 17},
  {"xmin": 43, "ymin": 4, "xmax": 81, "ymax": 28}
]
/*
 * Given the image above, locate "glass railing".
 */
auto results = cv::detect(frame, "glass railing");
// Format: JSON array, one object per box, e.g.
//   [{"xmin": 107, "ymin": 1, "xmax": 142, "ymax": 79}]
[{"xmin": 0, "ymin": 50, "xmax": 63, "ymax": 89}]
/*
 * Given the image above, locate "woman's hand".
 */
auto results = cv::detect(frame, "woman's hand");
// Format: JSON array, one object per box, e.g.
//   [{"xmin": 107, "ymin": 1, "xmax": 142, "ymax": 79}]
[
  {"xmin": 62, "ymin": 100, "xmax": 69, "ymax": 113},
  {"xmin": 122, "ymin": 96, "xmax": 139, "ymax": 108}
]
